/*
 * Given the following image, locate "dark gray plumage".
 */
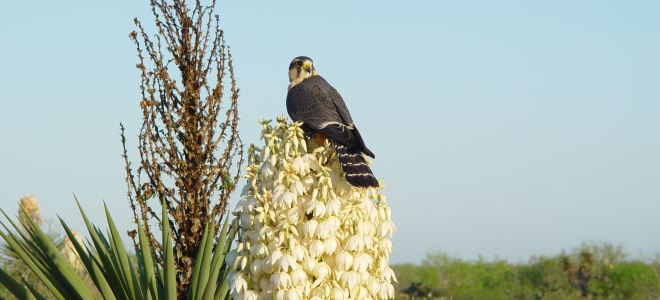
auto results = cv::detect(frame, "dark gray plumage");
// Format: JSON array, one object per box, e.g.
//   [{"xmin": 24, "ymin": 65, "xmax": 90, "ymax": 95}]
[{"xmin": 286, "ymin": 56, "xmax": 379, "ymax": 188}]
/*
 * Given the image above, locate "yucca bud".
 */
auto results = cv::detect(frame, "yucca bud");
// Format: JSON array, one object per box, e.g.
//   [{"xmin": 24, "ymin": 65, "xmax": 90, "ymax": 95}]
[{"xmin": 229, "ymin": 118, "xmax": 396, "ymax": 300}]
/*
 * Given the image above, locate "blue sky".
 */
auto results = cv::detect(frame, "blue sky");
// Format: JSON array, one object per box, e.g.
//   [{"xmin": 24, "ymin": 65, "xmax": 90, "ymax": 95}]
[{"xmin": 0, "ymin": 0, "xmax": 658, "ymax": 264}]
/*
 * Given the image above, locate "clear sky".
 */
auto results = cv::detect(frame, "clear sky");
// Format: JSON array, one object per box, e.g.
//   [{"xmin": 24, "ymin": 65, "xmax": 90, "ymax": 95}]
[{"xmin": 0, "ymin": 1, "xmax": 658, "ymax": 264}]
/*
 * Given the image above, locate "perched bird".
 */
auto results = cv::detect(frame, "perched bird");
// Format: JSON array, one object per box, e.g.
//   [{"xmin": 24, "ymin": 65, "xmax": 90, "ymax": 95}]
[{"xmin": 286, "ymin": 56, "xmax": 379, "ymax": 188}]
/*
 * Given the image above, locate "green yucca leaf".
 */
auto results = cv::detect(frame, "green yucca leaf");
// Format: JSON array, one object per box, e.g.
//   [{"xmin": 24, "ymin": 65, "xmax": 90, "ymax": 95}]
[
  {"xmin": 213, "ymin": 219, "xmax": 237, "ymax": 300},
  {"xmin": 162, "ymin": 200, "xmax": 177, "ymax": 300},
  {"xmin": 74, "ymin": 196, "xmax": 131, "ymax": 300},
  {"xmin": 0, "ymin": 209, "xmax": 68, "ymax": 300},
  {"xmin": 137, "ymin": 219, "xmax": 159, "ymax": 300},
  {"xmin": 2, "ymin": 238, "xmax": 65, "ymax": 299},
  {"xmin": 135, "ymin": 250, "xmax": 156, "ymax": 300},
  {"xmin": 200, "ymin": 217, "xmax": 229, "ymax": 300},
  {"xmin": 60, "ymin": 218, "xmax": 117, "ymax": 300},
  {"xmin": 196, "ymin": 218, "xmax": 219, "ymax": 300},
  {"xmin": 213, "ymin": 267, "xmax": 232, "ymax": 300},
  {"xmin": 21, "ymin": 277, "xmax": 48, "ymax": 300},
  {"xmin": 134, "ymin": 250, "xmax": 152, "ymax": 300},
  {"xmin": 1, "ymin": 195, "xmax": 235, "ymax": 300},
  {"xmin": 95, "ymin": 226, "xmax": 113, "ymax": 250},
  {"xmin": 105, "ymin": 204, "xmax": 143, "ymax": 300},
  {"xmin": 0, "ymin": 264, "xmax": 36, "ymax": 300},
  {"xmin": 19, "ymin": 207, "xmax": 94, "ymax": 300},
  {"xmin": 203, "ymin": 217, "xmax": 236, "ymax": 300},
  {"xmin": 1, "ymin": 207, "xmax": 89, "ymax": 300},
  {"xmin": 188, "ymin": 220, "xmax": 211, "ymax": 300}
]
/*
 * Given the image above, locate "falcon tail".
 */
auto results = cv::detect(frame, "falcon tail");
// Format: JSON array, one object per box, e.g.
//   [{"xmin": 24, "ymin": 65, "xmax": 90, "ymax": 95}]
[{"xmin": 332, "ymin": 141, "xmax": 379, "ymax": 188}]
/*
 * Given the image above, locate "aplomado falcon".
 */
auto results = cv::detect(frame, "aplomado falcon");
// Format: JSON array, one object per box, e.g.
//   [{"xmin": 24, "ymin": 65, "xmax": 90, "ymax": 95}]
[{"xmin": 286, "ymin": 56, "xmax": 379, "ymax": 188}]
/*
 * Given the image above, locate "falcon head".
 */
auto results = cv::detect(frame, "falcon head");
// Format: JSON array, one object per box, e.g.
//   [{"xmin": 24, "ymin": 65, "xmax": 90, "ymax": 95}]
[{"xmin": 288, "ymin": 56, "xmax": 318, "ymax": 90}]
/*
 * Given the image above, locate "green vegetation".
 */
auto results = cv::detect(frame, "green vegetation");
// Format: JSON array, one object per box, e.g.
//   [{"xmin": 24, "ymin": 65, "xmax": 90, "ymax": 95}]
[
  {"xmin": 0, "ymin": 197, "xmax": 237, "ymax": 300},
  {"xmin": 393, "ymin": 243, "xmax": 660, "ymax": 300}
]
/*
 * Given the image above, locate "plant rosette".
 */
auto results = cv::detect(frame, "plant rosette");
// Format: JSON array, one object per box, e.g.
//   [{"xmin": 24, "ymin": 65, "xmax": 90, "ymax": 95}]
[{"xmin": 228, "ymin": 117, "xmax": 397, "ymax": 300}]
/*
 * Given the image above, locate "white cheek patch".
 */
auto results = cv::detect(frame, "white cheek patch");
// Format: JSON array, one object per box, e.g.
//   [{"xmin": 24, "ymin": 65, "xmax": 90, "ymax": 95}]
[
  {"xmin": 288, "ymin": 68, "xmax": 298, "ymax": 82},
  {"xmin": 287, "ymin": 68, "xmax": 315, "ymax": 90}
]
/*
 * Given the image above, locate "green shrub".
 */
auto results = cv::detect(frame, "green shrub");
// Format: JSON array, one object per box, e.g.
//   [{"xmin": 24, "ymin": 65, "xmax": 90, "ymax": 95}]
[{"xmin": 392, "ymin": 245, "xmax": 660, "ymax": 300}]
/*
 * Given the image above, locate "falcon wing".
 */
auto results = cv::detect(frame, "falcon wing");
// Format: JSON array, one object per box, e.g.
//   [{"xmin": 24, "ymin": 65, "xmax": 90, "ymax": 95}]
[
  {"xmin": 314, "ymin": 77, "xmax": 355, "ymax": 127},
  {"xmin": 286, "ymin": 76, "xmax": 356, "ymax": 146}
]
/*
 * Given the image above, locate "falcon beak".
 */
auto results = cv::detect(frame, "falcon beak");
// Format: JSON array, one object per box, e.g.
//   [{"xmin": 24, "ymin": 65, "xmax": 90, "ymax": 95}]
[{"xmin": 304, "ymin": 65, "xmax": 312, "ymax": 73}]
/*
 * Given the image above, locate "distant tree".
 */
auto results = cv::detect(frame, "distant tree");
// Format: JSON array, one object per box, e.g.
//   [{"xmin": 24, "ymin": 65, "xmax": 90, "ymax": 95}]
[{"xmin": 560, "ymin": 246, "xmax": 617, "ymax": 298}]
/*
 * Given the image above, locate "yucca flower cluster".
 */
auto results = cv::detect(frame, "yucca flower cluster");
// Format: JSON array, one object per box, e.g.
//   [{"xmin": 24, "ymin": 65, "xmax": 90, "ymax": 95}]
[
  {"xmin": 228, "ymin": 117, "xmax": 397, "ymax": 300},
  {"xmin": 18, "ymin": 194, "xmax": 43, "ymax": 227}
]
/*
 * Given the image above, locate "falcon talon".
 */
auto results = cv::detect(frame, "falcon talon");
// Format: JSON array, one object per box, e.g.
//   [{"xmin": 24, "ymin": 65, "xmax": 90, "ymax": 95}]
[{"xmin": 286, "ymin": 56, "xmax": 379, "ymax": 188}]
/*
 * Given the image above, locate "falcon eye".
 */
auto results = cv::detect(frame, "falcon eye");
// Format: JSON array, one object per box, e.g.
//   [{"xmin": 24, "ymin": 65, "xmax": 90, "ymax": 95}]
[{"xmin": 296, "ymin": 61, "xmax": 303, "ymax": 67}]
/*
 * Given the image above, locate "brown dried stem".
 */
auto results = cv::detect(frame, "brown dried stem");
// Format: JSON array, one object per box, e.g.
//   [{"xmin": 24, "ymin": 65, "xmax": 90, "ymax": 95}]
[{"xmin": 121, "ymin": 0, "xmax": 243, "ymax": 296}]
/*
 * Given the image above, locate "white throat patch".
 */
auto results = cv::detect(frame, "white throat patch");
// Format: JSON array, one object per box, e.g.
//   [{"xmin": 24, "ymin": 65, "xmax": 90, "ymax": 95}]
[{"xmin": 288, "ymin": 63, "xmax": 318, "ymax": 90}]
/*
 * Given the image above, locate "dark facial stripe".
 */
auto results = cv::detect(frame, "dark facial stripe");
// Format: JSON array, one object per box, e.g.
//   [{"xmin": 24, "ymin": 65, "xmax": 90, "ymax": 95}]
[{"xmin": 289, "ymin": 60, "xmax": 299, "ymax": 70}]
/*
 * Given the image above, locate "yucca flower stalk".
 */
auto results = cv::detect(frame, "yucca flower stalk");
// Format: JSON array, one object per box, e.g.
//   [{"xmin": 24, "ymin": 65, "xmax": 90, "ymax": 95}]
[
  {"xmin": 17, "ymin": 194, "xmax": 43, "ymax": 227},
  {"xmin": 228, "ymin": 117, "xmax": 397, "ymax": 300}
]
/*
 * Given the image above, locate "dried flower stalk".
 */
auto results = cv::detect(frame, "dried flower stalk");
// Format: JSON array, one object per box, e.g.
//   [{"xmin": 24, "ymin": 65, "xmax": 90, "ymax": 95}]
[{"xmin": 121, "ymin": 0, "xmax": 243, "ymax": 296}]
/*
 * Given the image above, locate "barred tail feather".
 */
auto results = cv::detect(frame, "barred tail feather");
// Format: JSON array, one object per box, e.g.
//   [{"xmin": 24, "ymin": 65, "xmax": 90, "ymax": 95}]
[{"xmin": 332, "ymin": 141, "xmax": 379, "ymax": 188}]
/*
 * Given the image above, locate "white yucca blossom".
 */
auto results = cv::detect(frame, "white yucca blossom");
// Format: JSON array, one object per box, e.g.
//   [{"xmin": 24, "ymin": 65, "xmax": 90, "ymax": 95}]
[
  {"xmin": 229, "ymin": 117, "xmax": 396, "ymax": 300},
  {"xmin": 18, "ymin": 194, "xmax": 43, "ymax": 226}
]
